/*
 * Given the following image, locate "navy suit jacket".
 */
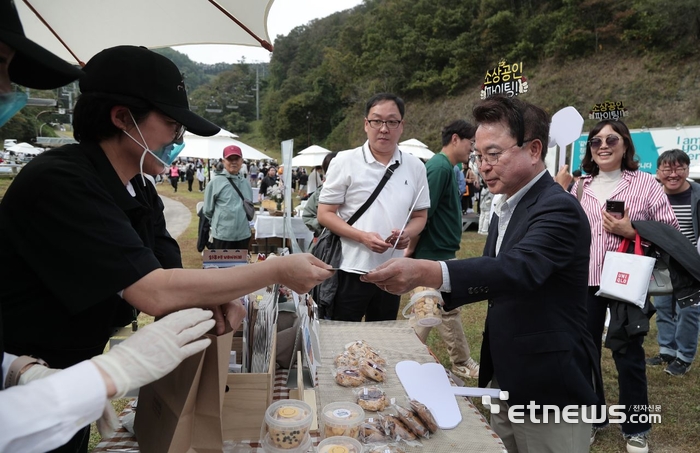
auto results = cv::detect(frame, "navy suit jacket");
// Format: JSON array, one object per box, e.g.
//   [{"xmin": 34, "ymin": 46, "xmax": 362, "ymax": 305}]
[{"xmin": 443, "ymin": 172, "xmax": 600, "ymax": 408}]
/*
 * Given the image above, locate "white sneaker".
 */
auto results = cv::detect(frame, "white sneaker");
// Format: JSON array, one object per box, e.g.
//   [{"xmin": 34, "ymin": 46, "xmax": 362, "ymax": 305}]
[{"xmin": 452, "ymin": 357, "xmax": 480, "ymax": 379}]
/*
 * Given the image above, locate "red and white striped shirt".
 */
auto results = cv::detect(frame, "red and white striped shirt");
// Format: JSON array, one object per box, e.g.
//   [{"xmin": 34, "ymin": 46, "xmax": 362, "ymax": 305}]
[{"xmin": 572, "ymin": 170, "xmax": 679, "ymax": 286}]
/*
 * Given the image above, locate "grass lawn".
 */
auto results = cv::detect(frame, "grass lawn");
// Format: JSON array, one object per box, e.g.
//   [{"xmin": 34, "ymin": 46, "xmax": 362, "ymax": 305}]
[{"xmin": 1, "ymin": 176, "xmax": 696, "ymax": 451}]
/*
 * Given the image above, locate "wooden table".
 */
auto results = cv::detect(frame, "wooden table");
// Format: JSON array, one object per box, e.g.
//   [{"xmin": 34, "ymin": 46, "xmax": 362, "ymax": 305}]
[
  {"xmin": 317, "ymin": 320, "xmax": 507, "ymax": 453},
  {"xmin": 94, "ymin": 321, "xmax": 506, "ymax": 453}
]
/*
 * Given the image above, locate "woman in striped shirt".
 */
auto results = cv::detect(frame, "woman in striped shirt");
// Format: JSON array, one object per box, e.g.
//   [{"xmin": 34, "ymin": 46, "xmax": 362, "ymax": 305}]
[{"xmin": 572, "ymin": 120, "xmax": 678, "ymax": 453}]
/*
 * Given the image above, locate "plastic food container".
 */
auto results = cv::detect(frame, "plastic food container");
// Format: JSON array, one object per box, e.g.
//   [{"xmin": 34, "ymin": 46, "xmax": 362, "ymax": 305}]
[
  {"xmin": 316, "ymin": 436, "xmax": 364, "ymax": 453},
  {"xmin": 264, "ymin": 400, "xmax": 314, "ymax": 449},
  {"xmin": 402, "ymin": 286, "xmax": 443, "ymax": 327},
  {"xmin": 261, "ymin": 432, "xmax": 312, "ymax": 453},
  {"xmin": 321, "ymin": 402, "xmax": 365, "ymax": 439}
]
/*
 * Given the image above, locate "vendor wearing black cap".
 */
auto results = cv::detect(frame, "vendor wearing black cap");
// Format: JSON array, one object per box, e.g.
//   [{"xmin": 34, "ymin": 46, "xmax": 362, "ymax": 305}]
[{"xmin": 0, "ymin": 44, "xmax": 333, "ymax": 451}]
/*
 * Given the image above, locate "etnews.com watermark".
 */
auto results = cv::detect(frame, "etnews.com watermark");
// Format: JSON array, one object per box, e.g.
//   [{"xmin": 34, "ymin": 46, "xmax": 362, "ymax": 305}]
[{"xmin": 482, "ymin": 393, "xmax": 662, "ymax": 424}]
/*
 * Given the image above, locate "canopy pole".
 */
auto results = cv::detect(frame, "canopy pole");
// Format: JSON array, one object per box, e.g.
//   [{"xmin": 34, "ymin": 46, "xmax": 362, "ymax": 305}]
[
  {"xmin": 207, "ymin": 0, "xmax": 274, "ymax": 52},
  {"xmin": 22, "ymin": 0, "xmax": 86, "ymax": 66}
]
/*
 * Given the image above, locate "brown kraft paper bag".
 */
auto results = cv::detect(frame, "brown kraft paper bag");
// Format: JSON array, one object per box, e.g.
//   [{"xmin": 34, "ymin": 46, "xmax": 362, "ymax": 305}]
[{"xmin": 134, "ymin": 330, "xmax": 234, "ymax": 453}]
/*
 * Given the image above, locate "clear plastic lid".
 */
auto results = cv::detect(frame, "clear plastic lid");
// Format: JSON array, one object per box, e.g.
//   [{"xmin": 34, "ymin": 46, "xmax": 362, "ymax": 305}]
[
  {"xmin": 317, "ymin": 436, "xmax": 363, "ymax": 453},
  {"xmin": 265, "ymin": 399, "xmax": 314, "ymax": 432},
  {"xmin": 321, "ymin": 402, "xmax": 365, "ymax": 428}
]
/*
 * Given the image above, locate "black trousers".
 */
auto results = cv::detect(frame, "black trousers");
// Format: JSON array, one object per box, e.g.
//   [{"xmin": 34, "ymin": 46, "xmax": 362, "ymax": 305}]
[
  {"xmin": 187, "ymin": 179, "xmax": 194, "ymax": 191},
  {"xmin": 587, "ymin": 287, "xmax": 651, "ymax": 435},
  {"xmin": 169, "ymin": 176, "xmax": 178, "ymax": 191},
  {"xmin": 211, "ymin": 237, "xmax": 251, "ymax": 250},
  {"xmin": 331, "ymin": 270, "xmax": 400, "ymax": 322},
  {"xmin": 48, "ymin": 425, "xmax": 90, "ymax": 453}
]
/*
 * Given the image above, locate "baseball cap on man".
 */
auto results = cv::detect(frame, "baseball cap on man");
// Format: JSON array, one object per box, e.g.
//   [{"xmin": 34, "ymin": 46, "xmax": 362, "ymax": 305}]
[
  {"xmin": 223, "ymin": 145, "xmax": 243, "ymax": 159},
  {"xmin": 0, "ymin": 0, "xmax": 84, "ymax": 89},
  {"xmin": 79, "ymin": 45, "xmax": 220, "ymax": 137}
]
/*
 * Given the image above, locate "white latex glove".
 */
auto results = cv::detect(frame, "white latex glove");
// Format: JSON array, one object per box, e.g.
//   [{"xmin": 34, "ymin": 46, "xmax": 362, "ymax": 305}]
[
  {"xmin": 91, "ymin": 308, "xmax": 215, "ymax": 399},
  {"xmin": 96, "ymin": 401, "xmax": 120, "ymax": 438}
]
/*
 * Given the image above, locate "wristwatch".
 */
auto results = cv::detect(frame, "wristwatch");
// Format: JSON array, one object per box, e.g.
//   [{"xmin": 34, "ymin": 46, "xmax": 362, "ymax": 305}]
[{"xmin": 4, "ymin": 355, "xmax": 49, "ymax": 389}]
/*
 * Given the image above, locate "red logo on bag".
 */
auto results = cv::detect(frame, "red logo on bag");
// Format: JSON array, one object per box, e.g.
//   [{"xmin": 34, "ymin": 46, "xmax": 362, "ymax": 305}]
[{"xmin": 616, "ymin": 272, "xmax": 630, "ymax": 285}]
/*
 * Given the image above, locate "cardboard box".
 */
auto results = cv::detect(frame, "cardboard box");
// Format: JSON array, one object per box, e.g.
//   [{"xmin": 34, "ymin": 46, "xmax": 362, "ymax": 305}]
[{"xmin": 222, "ymin": 326, "xmax": 277, "ymax": 441}]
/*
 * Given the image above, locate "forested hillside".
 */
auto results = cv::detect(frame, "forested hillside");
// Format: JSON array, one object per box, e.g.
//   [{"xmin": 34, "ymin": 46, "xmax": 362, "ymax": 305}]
[{"xmin": 261, "ymin": 0, "xmax": 700, "ymax": 152}]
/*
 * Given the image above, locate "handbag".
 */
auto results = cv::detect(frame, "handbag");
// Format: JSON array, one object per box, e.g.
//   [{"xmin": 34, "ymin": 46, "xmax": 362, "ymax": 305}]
[
  {"xmin": 596, "ymin": 233, "xmax": 656, "ymax": 308},
  {"xmin": 648, "ymin": 259, "xmax": 673, "ymax": 296},
  {"xmin": 227, "ymin": 178, "xmax": 255, "ymax": 221},
  {"xmin": 197, "ymin": 204, "xmax": 213, "ymax": 252},
  {"xmin": 312, "ymin": 160, "xmax": 401, "ymax": 317}
]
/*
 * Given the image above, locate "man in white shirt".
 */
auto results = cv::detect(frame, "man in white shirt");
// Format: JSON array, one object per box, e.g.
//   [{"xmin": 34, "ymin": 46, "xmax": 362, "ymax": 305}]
[{"xmin": 317, "ymin": 93, "xmax": 429, "ymax": 321}]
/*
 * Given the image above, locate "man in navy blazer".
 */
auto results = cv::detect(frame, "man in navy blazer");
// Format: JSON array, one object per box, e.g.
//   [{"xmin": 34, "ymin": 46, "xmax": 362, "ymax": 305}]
[{"xmin": 364, "ymin": 95, "xmax": 600, "ymax": 453}]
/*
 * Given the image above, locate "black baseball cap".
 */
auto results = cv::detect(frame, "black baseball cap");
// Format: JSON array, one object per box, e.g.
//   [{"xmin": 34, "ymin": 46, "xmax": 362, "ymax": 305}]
[
  {"xmin": 0, "ymin": 0, "xmax": 84, "ymax": 89},
  {"xmin": 80, "ymin": 45, "xmax": 220, "ymax": 137}
]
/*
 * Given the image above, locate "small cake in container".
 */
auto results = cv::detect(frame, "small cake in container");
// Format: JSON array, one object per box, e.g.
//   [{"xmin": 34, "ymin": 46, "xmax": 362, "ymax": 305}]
[
  {"xmin": 264, "ymin": 400, "xmax": 313, "ymax": 449},
  {"xmin": 321, "ymin": 402, "xmax": 365, "ymax": 439}
]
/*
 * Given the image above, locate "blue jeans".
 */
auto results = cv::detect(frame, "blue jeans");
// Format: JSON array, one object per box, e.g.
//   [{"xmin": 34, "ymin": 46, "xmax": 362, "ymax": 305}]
[{"xmin": 654, "ymin": 295, "xmax": 700, "ymax": 363}]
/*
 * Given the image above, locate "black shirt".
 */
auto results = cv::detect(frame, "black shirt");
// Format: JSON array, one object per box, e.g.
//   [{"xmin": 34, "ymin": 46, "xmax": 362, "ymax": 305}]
[
  {"xmin": 259, "ymin": 175, "xmax": 278, "ymax": 198},
  {"xmin": 0, "ymin": 142, "xmax": 182, "ymax": 368}
]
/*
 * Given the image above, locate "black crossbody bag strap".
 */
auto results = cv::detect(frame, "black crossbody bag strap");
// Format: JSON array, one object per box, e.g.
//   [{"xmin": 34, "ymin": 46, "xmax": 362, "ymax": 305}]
[
  {"xmin": 346, "ymin": 159, "xmax": 400, "ymax": 226},
  {"xmin": 227, "ymin": 178, "xmax": 247, "ymax": 202}
]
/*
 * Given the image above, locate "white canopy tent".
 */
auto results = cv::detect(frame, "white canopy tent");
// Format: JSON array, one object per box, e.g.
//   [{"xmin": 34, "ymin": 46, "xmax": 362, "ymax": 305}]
[
  {"xmin": 298, "ymin": 145, "xmax": 331, "ymax": 155},
  {"xmin": 7, "ymin": 142, "xmax": 44, "ymax": 155},
  {"xmin": 399, "ymin": 139, "xmax": 435, "ymax": 160},
  {"xmin": 15, "ymin": 0, "xmax": 275, "ymax": 65},
  {"xmin": 179, "ymin": 130, "xmax": 273, "ymax": 161},
  {"xmin": 291, "ymin": 145, "xmax": 331, "ymax": 167}
]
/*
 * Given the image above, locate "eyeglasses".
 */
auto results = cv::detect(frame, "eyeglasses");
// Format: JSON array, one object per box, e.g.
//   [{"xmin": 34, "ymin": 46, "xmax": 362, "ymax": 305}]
[
  {"xmin": 588, "ymin": 135, "xmax": 620, "ymax": 150},
  {"xmin": 366, "ymin": 119, "xmax": 402, "ymax": 130},
  {"xmin": 159, "ymin": 112, "xmax": 186, "ymax": 142},
  {"xmin": 173, "ymin": 123, "xmax": 186, "ymax": 142},
  {"xmin": 473, "ymin": 140, "xmax": 531, "ymax": 166},
  {"xmin": 658, "ymin": 166, "xmax": 689, "ymax": 176}
]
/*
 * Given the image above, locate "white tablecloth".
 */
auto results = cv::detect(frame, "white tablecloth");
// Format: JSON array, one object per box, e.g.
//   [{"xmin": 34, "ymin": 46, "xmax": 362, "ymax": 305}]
[
  {"xmin": 254, "ymin": 214, "xmax": 313, "ymax": 251},
  {"xmin": 252, "ymin": 187, "xmax": 260, "ymax": 201}
]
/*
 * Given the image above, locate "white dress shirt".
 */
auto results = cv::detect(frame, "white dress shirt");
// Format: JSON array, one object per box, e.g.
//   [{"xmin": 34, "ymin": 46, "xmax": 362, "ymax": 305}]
[
  {"xmin": 0, "ymin": 353, "xmax": 106, "ymax": 453},
  {"xmin": 439, "ymin": 170, "xmax": 546, "ymax": 291}
]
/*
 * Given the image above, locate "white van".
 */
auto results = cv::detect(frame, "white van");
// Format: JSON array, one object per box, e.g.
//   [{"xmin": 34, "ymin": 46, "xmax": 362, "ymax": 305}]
[{"xmin": 3, "ymin": 139, "xmax": 17, "ymax": 149}]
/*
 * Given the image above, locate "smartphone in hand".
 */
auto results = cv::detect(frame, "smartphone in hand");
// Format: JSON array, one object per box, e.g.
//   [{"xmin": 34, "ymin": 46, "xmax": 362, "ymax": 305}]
[{"xmin": 606, "ymin": 199, "xmax": 625, "ymax": 220}]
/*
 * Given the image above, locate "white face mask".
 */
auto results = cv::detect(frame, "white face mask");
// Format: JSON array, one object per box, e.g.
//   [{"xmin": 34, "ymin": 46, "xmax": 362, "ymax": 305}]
[{"xmin": 123, "ymin": 110, "xmax": 185, "ymax": 185}]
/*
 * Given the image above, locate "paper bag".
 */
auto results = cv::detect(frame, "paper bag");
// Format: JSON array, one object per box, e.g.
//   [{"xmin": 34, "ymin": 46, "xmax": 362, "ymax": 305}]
[
  {"xmin": 596, "ymin": 235, "xmax": 655, "ymax": 308},
  {"xmin": 193, "ymin": 331, "xmax": 232, "ymax": 453},
  {"xmin": 134, "ymin": 330, "xmax": 234, "ymax": 453}
]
